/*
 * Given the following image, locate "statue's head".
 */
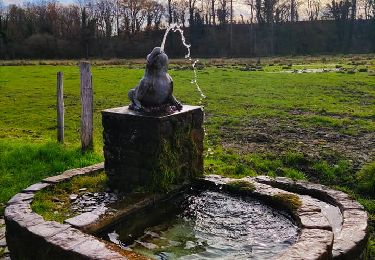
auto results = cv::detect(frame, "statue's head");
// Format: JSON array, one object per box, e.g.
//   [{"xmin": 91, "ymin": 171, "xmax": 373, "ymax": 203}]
[{"xmin": 146, "ymin": 47, "xmax": 168, "ymax": 71}]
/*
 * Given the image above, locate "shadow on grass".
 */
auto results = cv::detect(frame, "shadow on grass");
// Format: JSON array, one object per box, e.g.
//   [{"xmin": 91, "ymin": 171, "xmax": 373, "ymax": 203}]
[{"xmin": 0, "ymin": 140, "xmax": 102, "ymax": 215}]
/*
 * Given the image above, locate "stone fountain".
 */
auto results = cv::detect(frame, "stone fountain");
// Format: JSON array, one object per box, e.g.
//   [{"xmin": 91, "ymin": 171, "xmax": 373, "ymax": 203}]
[
  {"xmin": 3, "ymin": 46, "xmax": 369, "ymax": 259},
  {"xmin": 102, "ymin": 47, "xmax": 204, "ymax": 192}
]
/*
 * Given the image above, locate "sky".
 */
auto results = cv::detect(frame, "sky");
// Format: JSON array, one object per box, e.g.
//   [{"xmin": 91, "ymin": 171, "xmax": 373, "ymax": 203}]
[
  {"xmin": 1, "ymin": 0, "xmax": 339, "ymax": 22},
  {"xmin": 4, "ymin": 0, "xmax": 75, "ymax": 4},
  {"xmin": 3, "ymin": 0, "xmax": 332, "ymax": 6}
]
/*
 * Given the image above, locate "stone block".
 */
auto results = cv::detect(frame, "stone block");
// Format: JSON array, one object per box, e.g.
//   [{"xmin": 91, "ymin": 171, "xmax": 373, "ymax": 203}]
[
  {"xmin": 278, "ymin": 229, "xmax": 334, "ymax": 260},
  {"xmin": 64, "ymin": 212, "xmax": 100, "ymax": 228},
  {"xmin": 102, "ymin": 105, "xmax": 204, "ymax": 192},
  {"xmin": 7, "ymin": 192, "xmax": 34, "ymax": 205},
  {"xmin": 23, "ymin": 182, "xmax": 50, "ymax": 193},
  {"xmin": 43, "ymin": 163, "xmax": 104, "ymax": 184}
]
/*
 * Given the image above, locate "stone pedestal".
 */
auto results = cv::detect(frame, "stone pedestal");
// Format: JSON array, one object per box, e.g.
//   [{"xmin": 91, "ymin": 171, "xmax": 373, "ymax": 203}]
[{"xmin": 102, "ymin": 105, "xmax": 204, "ymax": 192}]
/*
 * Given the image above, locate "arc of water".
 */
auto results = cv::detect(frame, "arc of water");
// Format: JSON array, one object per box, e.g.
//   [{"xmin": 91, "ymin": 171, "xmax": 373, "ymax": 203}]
[{"xmin": 160, "ymin": 24, "xmax": 206, "ymax": 104}]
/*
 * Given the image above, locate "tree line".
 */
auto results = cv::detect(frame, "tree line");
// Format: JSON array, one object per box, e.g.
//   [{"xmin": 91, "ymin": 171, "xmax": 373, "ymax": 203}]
[{"xmin": 0, "ymin": 0, "xmax": 374, "ymax": 59}]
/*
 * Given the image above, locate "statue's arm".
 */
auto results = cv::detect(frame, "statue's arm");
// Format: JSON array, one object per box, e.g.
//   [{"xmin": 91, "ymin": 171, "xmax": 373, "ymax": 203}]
[
  {"xmin": 136, "ymin": 80, "xmax": 147, "ymax": 100},
  {"xmin": 168, "ymin": 74, "xmax": 174, "ymax": 93}
]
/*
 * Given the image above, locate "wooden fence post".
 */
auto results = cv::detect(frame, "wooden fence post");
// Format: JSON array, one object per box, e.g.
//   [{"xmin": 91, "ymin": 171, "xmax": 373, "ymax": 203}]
[
  {"xmin": 80, "ymin": 61, "xmax": 93, "ymax": 152},
  {"xmin": 57, "ymin": 72, "xmax": 64, "ymax": 143}
]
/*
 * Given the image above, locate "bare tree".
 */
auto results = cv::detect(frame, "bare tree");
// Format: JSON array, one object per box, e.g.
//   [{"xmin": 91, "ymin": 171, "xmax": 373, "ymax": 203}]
[
  {"xmin": 211, "ymin": 0, "xmax": 216, "ymax": 24},
  {"xmin": 172, "ymin": 0, "xmax": 188, "ymax": 26},
  {"xmin": 120, "ymin": 0, "xmax": 147, "ymax": 34},
  {"xmin": 152, "ymin": 1, "xmax": 165, "ymax": 28},
  {"xmin": 324, "ymin": 0, "xmax": 352, "ymax": 20},
  {"xmin": 144, "ymin": 0, "xmax": 165, "ymax": 29},
  {"xmin": 189, "ymin": 0, "xmax": 198, "ymax": 25},
  {"xmin": 351, "ymin": 0, "xmax": 357, "ymax": 19},
  {"xmin": 362, "ymin": 0, "xmax": 374, "ymax": 18},
  {"xmin": 168, "ymin": 0, "xmax": 172, "ymax": 24},
  {"xmin": 306, "ymin": 0, "xmax": 321, "ymax": 20},
  {"xmin": 95, "ymin": 0, "xmax": 114, "ymax": 37},
  {"xmin": 217, "ymin": 0, "xmax": 229, "ymax": 24},
  {"xmin": 290, "ymin": 0, "xmax": 300, "ymax": 21},
  {"xmin": 244, "ymin": 0, "xmax": 256, "ymax": 23}
]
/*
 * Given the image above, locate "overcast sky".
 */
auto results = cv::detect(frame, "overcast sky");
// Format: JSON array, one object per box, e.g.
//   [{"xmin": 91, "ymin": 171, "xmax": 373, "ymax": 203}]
[
  {"xmin": 1, "ymin": 0, "xmax": 338, "ymax": 21},
  {"xmin": 3, "ymin": 0, "xmax": 332, "ymax": 7},
  {"xmin": 4, "ymin": 0, "xmax": 74, "ymax": 4}
]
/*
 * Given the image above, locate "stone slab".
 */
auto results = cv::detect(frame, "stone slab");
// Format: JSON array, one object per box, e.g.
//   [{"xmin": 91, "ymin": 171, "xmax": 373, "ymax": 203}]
[
  {"xmin": 23, "ymin": 182, "xmax": 50, "ymax": 193},
  {"xmin": 278, "ymin": 229, "xmax": 334, "ymax": 260},
  {"xmin": 7, "ymin": 192, "xmax": 34, "ymax": 205},
  {"xmin": 64, "ymin": 212, "xmax": 100, "ymax": 228},
  {"xmin": 46, "ymin": 227, "xmax": 98, "ymax": 251},
  {"xmin": 299, "ymin": 211, "xmax": 332, "ymax": 231},
  {"xmin": 332, "ymin": 209, "xmax": 368, "ymax": 259},
  {"xmin": 4, "ymin": 204, "xmax": 45, "ymax": 230},
  {"xmin": 71, "ymin": 239, "xmax": 126, "ymax": 259},
  {"xmin": 102, "ymin": 105, "xmax": 202, "ymax": 120},
  {"xmin": 43, "ymin": 163, "xmax": 104, "ymax": 184},
  {"xmin": 28, "ymin": 221, "xmax": 71, "ymax": 238}
]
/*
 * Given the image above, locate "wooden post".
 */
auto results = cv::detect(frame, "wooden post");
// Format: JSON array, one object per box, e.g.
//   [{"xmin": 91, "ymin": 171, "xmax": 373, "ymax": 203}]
[
  {"xmin": 80, "ymin": 61, "xmax": 93, "ymax": 152},
  {"xmin": 57, "ymin": 72, "xmax": 64, "ymax": 143}
]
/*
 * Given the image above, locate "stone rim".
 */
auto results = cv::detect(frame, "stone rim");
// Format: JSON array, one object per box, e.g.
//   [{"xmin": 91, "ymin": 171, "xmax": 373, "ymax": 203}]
[{"xmin": 4, "ymin": 164, "xmax": 369, "ymax": 260}]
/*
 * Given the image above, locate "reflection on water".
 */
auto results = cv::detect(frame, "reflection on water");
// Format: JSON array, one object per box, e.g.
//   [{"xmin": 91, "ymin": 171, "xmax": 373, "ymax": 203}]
[{"xmin": 105, "ymin": 191, "xmax": 298, "ymax": 259}]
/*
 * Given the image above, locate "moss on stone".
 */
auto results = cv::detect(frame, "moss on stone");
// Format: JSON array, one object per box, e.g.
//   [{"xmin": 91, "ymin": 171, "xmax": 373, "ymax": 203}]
[
  {"xmin": 227, "ymin": 180, "xmax": 256, "ymax": 193},
  {"xmin": 150, "ymin": 124, "xmax": 202, "ymax": 192},
  {"xmin": 31, "ymin": 171, "xmax": 107, "ymax": 222},
  {"xmin": 272, "ymin": 193, "xmax": 302, "ymax": 213}
]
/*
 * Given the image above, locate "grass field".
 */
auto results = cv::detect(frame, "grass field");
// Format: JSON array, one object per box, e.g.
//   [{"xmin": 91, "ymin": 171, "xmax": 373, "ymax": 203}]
[{"xmin": 0, "ymin": 54, "xmax": 374, "ymax": 256}]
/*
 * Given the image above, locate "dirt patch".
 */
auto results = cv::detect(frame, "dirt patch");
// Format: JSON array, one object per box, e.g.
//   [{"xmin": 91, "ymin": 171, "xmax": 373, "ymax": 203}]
[{"xmin": 220, "ymin": 117, "xmax": 374, "ymax": 169}]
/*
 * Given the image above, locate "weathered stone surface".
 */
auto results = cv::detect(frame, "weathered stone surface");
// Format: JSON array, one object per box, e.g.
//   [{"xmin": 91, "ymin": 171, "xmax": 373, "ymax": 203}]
[
  {"xmin": 102, "ymin": 105, "xmax": 204, "ymax": 192},
  {"xmin": 332, "ymin": 209, "xmax": 368, "ymax": 259},
  {"xmin": 0, "ymin": 237, "xmax": 6, "ymax": 247},
  {"xmin": 71, "ymin": 239, "xmax": 126, "ymax": 259},
  {"xmin": 253, "ymin": 175, "xmax": 369, "ymax": 259},
  {"xmin": 43, "ymin": 163, "xmax": 104, "ymax": 184},
  {"xmin": 4, "ymin": 169, "xmax": 368, "ymax": 260},
  {"xmin": 7, "ymin": 192, "xmax": 34, "ymax": 205},
  {"xmin": 299, "ymin": 211, "xmax": 332, "ymax": 231},
  {"xmin": 46, "ymin": 227, "xmax": 94, "ymax": 251},
  {"xmin": 298, "ymin": 197, "xmax": 322, "ymax": 213},
  {"xmin": 23, "ymin": 182, "xmax": 50, "ymax": 193},
  {"xmin": 278, "ymin": 229, "xmax": 334, "ymax": 260},
  {"xmin": 0, "ymin": 226, "xmax": 5, "ymax": 240},
  {"xmin": 4, "ymin": 204, "xmax": 44, "ymax": 229},
  {"xmin": 28, "ymin": 221, "xmax": 70, "ymax": 238},
  {"xmin": 64, "ymin": 212, "xmax": 100, "ymax": 228},
  {"xmin": 324, "ymin": 190, "xmax": 364, "ymax": 210}
]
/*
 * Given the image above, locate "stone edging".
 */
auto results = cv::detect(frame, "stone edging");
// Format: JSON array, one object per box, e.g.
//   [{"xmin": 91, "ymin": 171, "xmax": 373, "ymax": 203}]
[
  {"xmin": 4, "ymin": 165, "xmax": 369, "ymax": 260},
  {"xmin": 204, "ymin": 175, "xmax": 335, "ymax": 260},
  {"xmin": 5, "ymin": 163, "xmax": 138, "ymax": 260},
  {"xmin": 254, "ymin": 176, "xmax": 369, "ymax": 260}
]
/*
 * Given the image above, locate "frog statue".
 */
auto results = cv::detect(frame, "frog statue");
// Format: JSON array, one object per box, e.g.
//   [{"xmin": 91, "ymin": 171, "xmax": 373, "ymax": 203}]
[{"xmin": 128, "ymin": 47, "xmax": 183, "ymax": 113}]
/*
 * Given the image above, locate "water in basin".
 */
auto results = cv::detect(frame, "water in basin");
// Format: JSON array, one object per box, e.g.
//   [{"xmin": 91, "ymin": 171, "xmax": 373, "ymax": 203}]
[{"xmin": 104, "ymin": 190, "xmax": 298, "ymax": 259}]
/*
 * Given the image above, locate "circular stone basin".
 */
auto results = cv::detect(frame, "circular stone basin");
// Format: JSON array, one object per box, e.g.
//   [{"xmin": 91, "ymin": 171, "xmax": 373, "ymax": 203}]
[{"xmin": 104, "ymin": 190, "xmax": 298, "ymax": 259}]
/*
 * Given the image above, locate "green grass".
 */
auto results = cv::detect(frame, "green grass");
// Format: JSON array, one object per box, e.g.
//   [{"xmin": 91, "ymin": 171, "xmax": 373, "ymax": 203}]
[
  {"xmin": 0, "ymin": 140, "xmax": 101, "ymax": 215},
  {"xmin": 272, "ymin": 193, "xmax": 302, "ymax": 213},
  {"xmin": 227, "ymin": 180, "xmax": 256, "ymax": 193},
  {"xmin": 31, "ymin": 172, "xmax": 107, "ymax": 222},
  {"xmin": 0, "ymin": 55, "xmax": 374, "ymax": 257}
]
